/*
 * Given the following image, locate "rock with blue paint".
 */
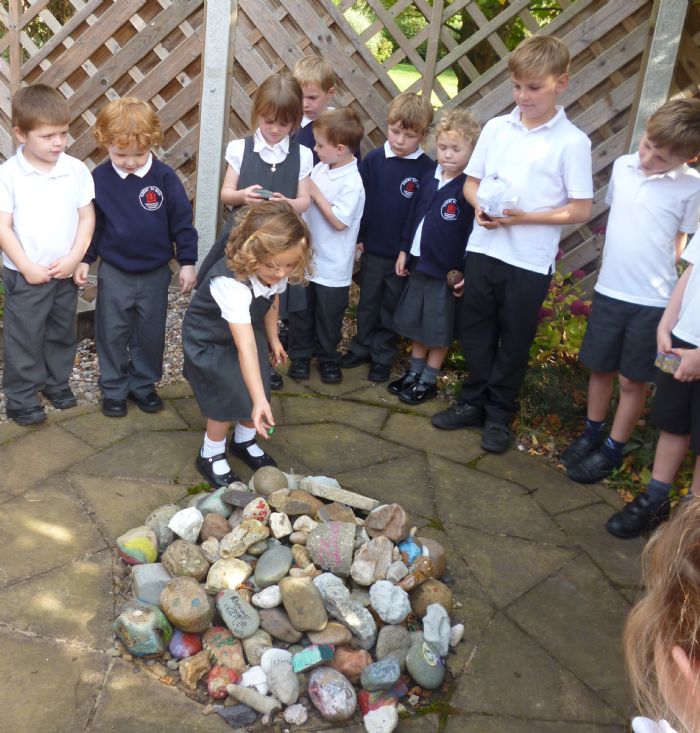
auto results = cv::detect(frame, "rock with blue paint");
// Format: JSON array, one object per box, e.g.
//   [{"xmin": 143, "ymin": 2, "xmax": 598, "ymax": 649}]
[{"xmin": 113, "ymin": 600, "xmax": 172, "ymax": 656}]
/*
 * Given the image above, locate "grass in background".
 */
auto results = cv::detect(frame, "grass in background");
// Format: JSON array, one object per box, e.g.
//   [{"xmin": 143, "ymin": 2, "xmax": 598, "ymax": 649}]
[{"xmin": 388, "ymin": 63, "xmax": 458, "ymax": 106}]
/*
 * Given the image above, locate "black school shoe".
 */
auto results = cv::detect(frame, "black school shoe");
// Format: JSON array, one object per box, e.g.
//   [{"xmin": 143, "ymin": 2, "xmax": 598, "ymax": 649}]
[
  {"xmin": 42, "ymin": 388, "xmax": 77, "ymax": 410},
  {"xmin": 368, "ymin": 362, "xmax": 391, "ymax": 383},
  {"xmin": 559, "ymin": 432, "xmax": 603, "ymax": 469},
  {"xmin": 388, "ymin": 370, "xmax": 419, "ymax": 395},
  {"xmin": 481, "ymin": 420, "xmax": 511, "ymax": 453},
  {"xmin": 6, "ymin": 405, "xmax": 47, "ymax": 426},
  {"xmin": 270, "ymin": 370, "xmax": 284, "ymax": 391},
  {"xmin": 606, "ymin": 493, "xmax": 671, "ymax": 539},
  {"xmin": 129, "ymin": 391, "xmax": 164, "ymax": 413},
  {"xmin": 229, "ymin": 438, "xmax": 277, "ymax": 471},
  {"xmin": 319, "ymin": 361, "xmax": 342, "ymax": 384},
  {"xmin": 288, "ymin": 358, "xmax": 310, "ymax": 380},
  {"xmin": 566, "ymin": 447, "xmax": 621, "ymax": 484},
  {"xmin": 196, "ymin": 452, "xmax": 238, "ymax": 488},
  {"xmin": 339, "ymin": 351, "xmax": 370, "ymax": 369},
  {"xmin": 102, "ymin": 398, "xmax": 127, "ymax": 417},
  {"xmin": 431, "ymin": 402, "xmax": 485, "ymax": 430},
  {"xmin": 399, "ymin": 379, "xmax": 437, "ymax": 405}
]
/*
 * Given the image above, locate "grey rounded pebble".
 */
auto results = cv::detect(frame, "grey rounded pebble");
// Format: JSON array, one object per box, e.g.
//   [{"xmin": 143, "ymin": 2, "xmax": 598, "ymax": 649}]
[
  {"xmin": 254, "ymin": 545, "xmax": 293, "ymax": 588},
  {"xmin": 406, "ymin": 640, "xmax": 445, "ymax": 690}
]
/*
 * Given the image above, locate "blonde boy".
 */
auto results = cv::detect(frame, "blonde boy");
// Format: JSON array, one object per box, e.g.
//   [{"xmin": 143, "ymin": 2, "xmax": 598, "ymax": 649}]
[
  {"xmin": 432, "ymin": 35, "xmax": 593, "ymax": 453},
  {"xmin": 0, "ymin": 84, "xmax": 95, "ymax": 425},
  {"xmin": 294, "ymin": 55, "xmax": 337, "ymax": 164},
  {"xmin": 341, "ymin": 93, "xmax": 434, "ymax": 382}
]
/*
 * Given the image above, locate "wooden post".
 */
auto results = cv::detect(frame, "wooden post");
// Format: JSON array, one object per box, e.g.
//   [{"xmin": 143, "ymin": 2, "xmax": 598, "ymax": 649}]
[
  {"xmin": 422, "ymin": 0, "xmax": 444, "ymax": 101},
  {"xmin": 9, "ymin": 0, "xmax": 22, "ymax": 95},
  {"xmin": 194, "ymin": 0, "xmax": 236, "ymax": 266},
  {"xmin": 627, "ymin": 0, "xmax": 688, "ymax": 152}
]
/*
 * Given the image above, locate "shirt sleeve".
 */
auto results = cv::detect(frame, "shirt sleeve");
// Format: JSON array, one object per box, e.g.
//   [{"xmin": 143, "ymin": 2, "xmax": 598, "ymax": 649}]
[
  {"xmin": 163, "ymin": 167, "xmax": 198, "ymax": 264},
  {"xmin": 682, "ymin": 229, "xmax": 700, "ymax": 265},
  {"xmin": 0, "ymin": 167, "xmax": 13, "ymax": 214},
  {"xmin": 224, "ymin": 138, "xmax": 246, "ymax": 175},
  {"xmin": 75, "ymin": 161, "xmax": 95, "ymax": 207},
  {"xmin": 299, "ymin": 146, "xmax": 314, "ymax": 179},
  {"xmin": 561, "ymin": 131, "xmax": 593, "ymax": 200},
  {"xmin": 604, "ymin": 159, "xmax": 618, "ymax": 206},
  {"xmin": 210, "ymin": 276, "xmax": 253, "ymax": 324},
  {"xmin": 331, "ymin": 179, "xmax": 365, "ymax": 227},
  {"xmin": 679, "ymin": 185, "xmax": 700, "ymax": 233},
  {"xmin": 465, "ymin": 119, "xmax": 495, "ymax": 180}
]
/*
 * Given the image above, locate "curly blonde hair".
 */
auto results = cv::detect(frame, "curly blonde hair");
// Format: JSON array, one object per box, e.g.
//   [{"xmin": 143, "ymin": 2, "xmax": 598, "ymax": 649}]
[
  {"xmin": 624, "ymin": 497, "xmax": 700, "ymax": 728},
  {"xmin": 225, "ymin": 200, "xmax": 312, "ymax": 285},
  {"xmin": 434, "ymin": 108, "xmax": 480, "ymax": 146},
  {"xmin": 93, "ymin": 97, "xmax": 163, "ymax": 149}
]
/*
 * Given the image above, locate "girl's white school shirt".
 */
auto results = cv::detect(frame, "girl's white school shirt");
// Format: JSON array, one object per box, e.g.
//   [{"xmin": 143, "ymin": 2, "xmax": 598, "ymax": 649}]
[
  {"xmin": 224, "ymin": 128, "xmax": 313, "ymax": 179},
  {"xmin": 632, "ymin": 717, "xmax": 678, "ymax": 733},
  {"xmin": 210, "ymin": 274, "xmax": 288, "ymax": 324}
]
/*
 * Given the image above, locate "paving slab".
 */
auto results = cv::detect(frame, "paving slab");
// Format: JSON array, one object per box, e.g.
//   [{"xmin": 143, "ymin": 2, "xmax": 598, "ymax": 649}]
[
  {"xmin": 280, "ymin": 394, "xmax": 389, "ymax": 434},
  {"xmin": 444, "ymin": 715, "xmax": 624, "ymax": 732}
]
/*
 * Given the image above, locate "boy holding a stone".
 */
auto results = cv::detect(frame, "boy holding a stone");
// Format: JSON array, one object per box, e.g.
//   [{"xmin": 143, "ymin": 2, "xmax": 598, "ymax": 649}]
[{"xmin": 432, "ymin": 35, "xmax": 593, "ymax": 454}]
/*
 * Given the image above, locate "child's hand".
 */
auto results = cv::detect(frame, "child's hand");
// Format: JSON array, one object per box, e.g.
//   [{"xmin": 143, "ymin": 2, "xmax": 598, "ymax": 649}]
[
  {"xmin": 355, "ymin": 242, "xmax": 364, "ymax": 261},
  {"xmin": 252, "ymin": 399, "xmax": 275, "ymax": 439},
  {"xmin": 269, "ymin": 340, "xmax": 287, "ymax": 366},
  {"xmin": 395, "ymin": 252, "xmax": 409, "ymax": 277},
  {"xmin": 73, "ymin": 262, "xmax": 90, "ymax": 286},
  {"xmin": 47, "ymin": 255, "xmax": 79, "ymax": 280},
  {"xmin": 179, "ymin": 265, "xmax": 196, "ymax": 294},
  {"xmin": 22, "ymin": 261, "xmax": 52, "ymax": 285},
  {"xmin": 475, "ymin": 207, "xmax": 501, "ymax": 229},
  {"xmin": 242, "ymin": 185, "xmax": 266, "ymax": 205},
  {"xmin": 452, "ymin": 276, "xmax": 465, "ymax": 298},
  {"xmin": 657, "ymin": 329, "xmax": 673, "ymax": 354},
  {"xmin": 672, "ymin": 347, "xmax": 700, "ymax": 382},
  {"xmin": 499, "ymin": 208, "xmax": 529, "ymax": 226}
]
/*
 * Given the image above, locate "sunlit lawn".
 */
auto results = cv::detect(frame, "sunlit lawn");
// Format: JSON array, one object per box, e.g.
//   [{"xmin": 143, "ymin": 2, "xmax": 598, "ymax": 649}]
[{"xmin": 388, "ymin": 62, "xmax": 458, "ymax": 106}]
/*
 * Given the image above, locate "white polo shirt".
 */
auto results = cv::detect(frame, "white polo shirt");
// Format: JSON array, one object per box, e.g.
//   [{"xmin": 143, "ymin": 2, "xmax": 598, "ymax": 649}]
[
  {"xmin": 224, "ymin": 129, "xmax": 313, "ymax": 180},
  {"xmin": 674, "ymin": 231, "xmax": 700, "ymax": 347},
  {"xmin": 211, "ymin": 273, "xmax": 288, "ymax": 324},
  {"xmin": 465, "ymin": 106, "xmax": 592, "ymax": 274},
  {"xmin": 0, "ymin": 146, "xmax": 94, "ymax": 271},
  {"xmin": 304, "ymin": 159, "xmax": 365, "ymax": 287},
  {"xmin": 595, "ymin": 153, "xmax": 700, "ymax": 307}
]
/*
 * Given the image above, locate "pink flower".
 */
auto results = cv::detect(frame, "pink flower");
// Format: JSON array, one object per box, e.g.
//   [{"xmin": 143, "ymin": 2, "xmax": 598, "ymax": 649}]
[
  {"xmin": 570, "ymin": 299, "xmax": 591, "ymax": 317},
  {"xmin": 538, "ymin": 306, "xmax": 554, "ymax": 322},
  {"xmin": 572, "ymin": 269, "xmax": 585, "ymax": 279}
]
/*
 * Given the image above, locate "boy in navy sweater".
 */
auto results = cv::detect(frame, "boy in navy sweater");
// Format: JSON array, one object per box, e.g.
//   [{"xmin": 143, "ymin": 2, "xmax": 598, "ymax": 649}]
[
  {"xmin": 293, "ymin": 56, "xmax": 336, "ymax": 166},
  {"xmin": 340, "ymin": 93, "xmax": 434, "ymax": 382},
  {"xmin": 77, "ymin": 98, "xmax": 197, "ymax": 417}
]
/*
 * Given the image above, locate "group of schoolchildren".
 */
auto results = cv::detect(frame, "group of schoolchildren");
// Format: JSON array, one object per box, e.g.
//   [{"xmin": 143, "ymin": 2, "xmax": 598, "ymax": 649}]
[{"xmin": 1, "ymin": 35, "xmax": 700, "ymax": 550}]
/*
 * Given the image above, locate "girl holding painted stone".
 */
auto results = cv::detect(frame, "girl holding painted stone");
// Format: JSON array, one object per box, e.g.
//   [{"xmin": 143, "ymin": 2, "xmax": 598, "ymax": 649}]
[{"xmin": 183, "ymin": 201, "xmax": 311, "ymax": 487}]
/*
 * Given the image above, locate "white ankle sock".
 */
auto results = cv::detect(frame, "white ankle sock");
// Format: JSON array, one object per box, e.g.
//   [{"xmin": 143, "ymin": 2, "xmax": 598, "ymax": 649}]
[
  {"xmin": 234, "ymin": 422, "xmax": 264, "ymax": 457},
  {"xmin": 201, "ymin": 434, "xmax": 230, "ymax": 476}
]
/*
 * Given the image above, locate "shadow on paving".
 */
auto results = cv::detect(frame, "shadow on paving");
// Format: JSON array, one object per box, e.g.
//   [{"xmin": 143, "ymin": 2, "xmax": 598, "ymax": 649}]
[{"xmin": 0, "ymin": 369, "xmax": 644, "ymax": 732}]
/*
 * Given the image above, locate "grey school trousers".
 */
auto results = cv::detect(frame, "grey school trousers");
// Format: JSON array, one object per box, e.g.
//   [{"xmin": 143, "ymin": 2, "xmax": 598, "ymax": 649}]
[
  {"xmin": 95, "ymin": 260, "xmax": 172, "ymax": 400},
  {"xmin": 2, "ymin": 267, "xmax": 78, "ymax": 411}
]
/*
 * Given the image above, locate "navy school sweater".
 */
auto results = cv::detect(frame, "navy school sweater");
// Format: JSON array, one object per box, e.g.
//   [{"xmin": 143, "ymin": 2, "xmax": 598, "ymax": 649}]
[
  {"xmin": 84, "ymin": 158, "xmax": 198, "ymax": 273},
  {"xmin": 358, "ymin": 146, "xmax": 435, "ymax": 258},
  {"xmin": 401, "ymin": 167, "xmax": 474, "ymax": 279}
]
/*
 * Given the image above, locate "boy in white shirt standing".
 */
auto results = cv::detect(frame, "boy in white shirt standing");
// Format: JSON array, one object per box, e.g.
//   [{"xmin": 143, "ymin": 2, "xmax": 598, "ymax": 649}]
[
  {"xmin": 563, "ymin": 99, "xmax": 700, "ymax": 485},
  {"xmin": 287, "ymin": 108, "xmax": 365, "ymax": 383},
  {"xmin": 432, "ymin": 35, "xmax": 593, "ymax": 453}
]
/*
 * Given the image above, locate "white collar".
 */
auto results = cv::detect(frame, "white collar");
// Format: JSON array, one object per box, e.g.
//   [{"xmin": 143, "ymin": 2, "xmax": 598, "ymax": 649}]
[
  {"xmin": 250, "ymin": 273, "xmax": 286, "ymax": 298},
  {"xmin": 254, "ymin": 128, "xmax": 289, "ymax": 156},
  {"xmin": 384, "ymin": 140, "xmax": 425, "ymax": 160},
  {"xmin": 301, "ymin": 115, "xmax": 313, "ymax": 128},
  {"xmin": 16, "ymin": 146, "xmax": 71, "ymax": 177},
  {"xmin": 631, "ymin": 717, "xmax": 678, "ymax": 733},
  {"xmin": 628, "ymin": 151, "xmax": 688, "ymax": 181},
  {"xmin": 507, "ymin": 105, "xmax": 566, "ymax": 132},
  {"xmin": 112, "ymin": 152, "xmax": 153, "ymax": 179},
  {"xmin": 323, "ymin": 158, "xmax": 359, "ymax": 179}
]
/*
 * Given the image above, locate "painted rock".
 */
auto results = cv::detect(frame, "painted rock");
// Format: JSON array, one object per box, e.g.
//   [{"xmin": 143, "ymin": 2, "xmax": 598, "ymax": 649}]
[
  {"xmin": 397, "ymin": 537, "xmax": 422, "ymax": 565},
  {"xmin": 328, "ymin": 646, "xmax": 372, "ymax": 684},
  {"xmin": 365, "ymin": 504, "xmax": 410, "ymax": 543},
  {"xmin": 409, "ymin": 578, "xmax": 454, "ymax": 618},
  {"xmin": 369, "ymin": 580, "xmax": 411, "ymax": 624},
  {"xmin": 241, "ymin": 628, "xmax": 273, "ymax": 666},
  {"xmin": 116, "ymin": 526, "xmax": 158, "ymax": 565},
  {"xmin": 204, "ymin": 557, "xmax": 252, "ymax": 594},
  {"xmin": 202, "ymin": 626, "xmax": 246, "ymax": 673},
  {"xmin": 242, "ymin": 496, "xmax": 271, "ymax": 524},
  {"xmin": 307, "ymin": 521, "xmax": 355, "ymax": 577},
  {"xmin": 405, "ymin": 640, "xmax": 445, "ymax": 690},
  {"xmin": 113, "ymin": 601, "xmax": 172, "ymax": 657},
  {"xmin": 261, "ymin": 647, "xmax": 299, "ymax": 705},
  {"xmin": 292, "ymin": 644, "xmax": 334, "ymax": 673},
  {"xmin": 220, "ymin": 518, "xmax": 269, "ymax": 558},
  {"xmin": 258, "ymin": 607, "xmax": 303, "ymax": 644},
  {"xmin": 254, "ymin": 544, "xmax": 293, "ymax": 588},
  {"xmin": 161, "ymin": 539, "xmax": 210, "ymax": 582},
  {"xmin": 197, "ymin": 486, "xmax": 233, "ymax": 518},
  {"xmin": 308, "ymin": 666, "xmax": 357, "ymax": 721},
  {"xmin": 167, "ymin": 507, "xmax": 204, "ymax": 543},
  {"xmin": 200, "ymin": 513, "xmax": 232, "ymax": 542},
  {"xmin": 131, "ymin": 563, "xmax": 172, "ymax": 606},
  {"xmin": 169, "ymin": 628, "xmax": 202, "ymax": 659},
  {"xmin": 308, "ymin": 621, "xmax": 352, "ymax": 646},
  {"xmin": 351, "ymin": 536, "xmax": 394, "ymax": 586},
  {"xmin": 360, "ymin": 656, "xmax": 401, "ymax": 691},
  {"xmin": 207, "ymin": 664, "xmax": 241, "ymax": 698},
  {"xmin": 144, "ymin": 504, "xmax": 179, "ymax": 551},
  {"xmin": 363, "ymin": 705, "xmax": 399, "ymax": 733},
  {"xmin": 279, "ymin": 576, "xmax": 328, "ymax": 632},
  {"xmin": 269, "ymin": 512, "xmax": 293, "ymax": 539},
  {"xmin": 216, "ymin": 589, "xmax": 260, "ymax": 639},
  {"xmin": 159, "ymin": 576, "xmax": 214, "ymax": 633},
  {"xmin": 423, "ymin": 603, "xmax": 451, "ymax": 656},
  {"xmin": 415, "ymin": 536, "xmax": 447, "ymax": 577},
  {"xmin": 240, "ymin": 664, "xmax": 268, "ymax": 695},
  {"xmin": 251, "ymin": 466, "xmax": 288, "ymax": 495}
]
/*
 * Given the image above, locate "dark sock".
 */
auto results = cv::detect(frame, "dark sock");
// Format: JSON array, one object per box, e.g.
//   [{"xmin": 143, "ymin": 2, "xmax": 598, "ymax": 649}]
[
  {"xmin": 409, "ymin": 357, "xmax": 426, "ymax": 376},
  {"xmin": 584, "ymin": 418, "xmax": 604, "ymax": 438},
  {"xmin": 600, "ymin": 435, "xmax": 625, "ymax": 463},
  {"xmin": 646, "ymin": 478, "xmax": 672, "ymax": 503},
  {"xmin": 421, "ymin": 366, "xmax": 439, "ymax": 384}
]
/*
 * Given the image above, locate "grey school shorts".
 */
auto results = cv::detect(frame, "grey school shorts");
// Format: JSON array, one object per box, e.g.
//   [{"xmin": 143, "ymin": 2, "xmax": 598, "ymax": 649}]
[{"xmin": 579, "ymin": 291, "xmax": 664, "ymax": 382}]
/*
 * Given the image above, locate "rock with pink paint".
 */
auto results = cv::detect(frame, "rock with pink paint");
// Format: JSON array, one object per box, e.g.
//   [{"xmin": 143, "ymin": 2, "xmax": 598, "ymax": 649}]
[
  {"xmin": 308, "ymin": 666, "xmax": 357, "ymax": 721},
  {"xmin": 306, "ymin": 521, "xmax": 355, "ymax": 576}
]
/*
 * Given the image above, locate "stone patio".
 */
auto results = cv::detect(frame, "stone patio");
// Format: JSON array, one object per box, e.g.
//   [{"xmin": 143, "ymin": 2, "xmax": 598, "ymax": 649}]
[{"xmin": 0, "ymin": 366, "xmax": 644, "ymax": 732}]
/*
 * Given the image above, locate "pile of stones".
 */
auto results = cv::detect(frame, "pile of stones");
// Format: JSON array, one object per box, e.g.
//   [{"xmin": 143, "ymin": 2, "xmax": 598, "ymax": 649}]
[{"xmin": 112, "ymin": 467, "xmax": 464, "ymax": 732}]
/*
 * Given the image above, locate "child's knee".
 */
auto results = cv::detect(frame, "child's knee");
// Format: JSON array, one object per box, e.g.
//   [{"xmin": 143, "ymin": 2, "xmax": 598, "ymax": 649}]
[{"xmin": 618, "ymin": 374, "xmax": 645, "ymax": 395}]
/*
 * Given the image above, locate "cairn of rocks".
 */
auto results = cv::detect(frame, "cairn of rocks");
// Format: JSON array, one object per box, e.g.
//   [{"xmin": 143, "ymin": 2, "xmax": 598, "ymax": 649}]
[{"xmin": 112, "ymin": 468, "xmax": 464, "ymax": 732}]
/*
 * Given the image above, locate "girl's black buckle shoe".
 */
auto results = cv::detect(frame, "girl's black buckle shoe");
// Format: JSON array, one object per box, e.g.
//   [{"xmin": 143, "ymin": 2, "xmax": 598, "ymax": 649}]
[{"xmin": 196, "ymin": 452, "xmax": 237, "ymax": 487}]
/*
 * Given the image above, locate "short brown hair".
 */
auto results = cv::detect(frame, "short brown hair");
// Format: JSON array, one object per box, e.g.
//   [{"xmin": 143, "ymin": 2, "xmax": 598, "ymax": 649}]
[
  {"xmin": 293, "ymin": 55, "xmax": 336, "ymax": 92},
  {"xmin": 508, "ymin": 35, "xmax": 570, "ymax": 78},
  {"xmin": 251, "ymin": 72, "xmax": 303, "ymax": 131},
  {"xmin": 226, "ymin": 200, "xmax": 312, "ymax": 285},
  {"xmin": 12, "ymin": 84, "xmax": 70, "ymax": 132},
  {"xmin": 434, "ymin": 108, "xmax": 480, "ymax": 146},
  {"xmin": 93, "ymin": 97, "xmax": 163, "ymax": 149},
  {"xmin": 387, "ymin": 92, "xmax": 434, "ymax": 134},
  {"xmin": 313, "ymin": 107, "xmax": 364, "ymax": 152},
  {"xmin": 646, "ymin": 98, "xmax": 700, "ymax": 160}
]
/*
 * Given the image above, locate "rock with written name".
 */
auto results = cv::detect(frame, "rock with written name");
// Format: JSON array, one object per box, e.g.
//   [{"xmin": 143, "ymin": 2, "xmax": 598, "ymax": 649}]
[
  {"xmin": 261, "ymin": 647, "xmax": 299, "ymax": 705},
  {"xmin": 216, "ymin": 590, "xmax": 260, "ymax": 639},
  {"xmin": 307, "ymin": 522, "xmax": 355, "ymax": 577}
]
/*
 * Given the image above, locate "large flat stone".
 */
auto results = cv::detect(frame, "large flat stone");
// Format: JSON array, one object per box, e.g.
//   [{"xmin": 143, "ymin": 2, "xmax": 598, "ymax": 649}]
[
  {"xmin": 69, "ymin": 474, "xmax": 186, "ymax": 542},
  {"xmin": 277, "ymin": 423, "xmax": 411, "ymax": 475},
  {"xmin": 475, "ymin": 451, "xmax": 598, "ymax": 515},
  {"xmin": 556, "ymin": 502, "xmax": 644, "ymax": 589},
  {"xmin": 0, "ymin": 629, "xmax": 109, "ymax": 733},
  {"xmin": 170, "ymin": 396, "xmax": 207, "ymax": 429},
  {"xmin": 280, "ymin": 395, "xmax": 388, "ymax": 435},
  {"xmin": 451, "ymin": 613, "xmax": 621, "ymax": 724},
  {"xmin": 0, "ymin": 549, "xmax": 114, "ymax": 648},
  {"xmin": 444, "ymin": 715, "xmax": 623, "ymax": 732},
  {"xmin": 335, "ymin": 451, "xmax": 434, "ymax": 518},
  {"xmin": 452, "ymin": 526, "xmax": 577, "ymax": 607},
  {"xmin": 279, "ymin": 360, "xmax": 371, "ymax": 398},
  {"xmin": 0, "ymin": 424, "xmax": 96, "ymax": 500},
  {"xmin": 87, "ymin": 658, "xmax": 231, "ymax": 732},
  {"xmin": 350, "ymin": 385, "xmax": 450, "ymax": 417},
  {"xmin": 431, "ymin": 455, "xmax": 567, "ymax": 544},
  {"xmin": 0, "ymin": 480, "xmax": 106, "ymax": 588},
  {"xmin": 61, "ymin": 403, "xmax": 188, "ymax": 449},
  {"xmin": 508, "ymin": 554, "xmax": 633, "ymax": 716},
  {"xmin": 70, "ymin": 431, "xmax": 202, "ymax": 484},
  {"xmin": 381, "ymin": 413, "xmax": 483, "ymax": 465}
]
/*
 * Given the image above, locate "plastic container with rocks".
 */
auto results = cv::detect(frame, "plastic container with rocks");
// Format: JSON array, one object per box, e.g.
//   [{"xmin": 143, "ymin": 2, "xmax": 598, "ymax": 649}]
[{"xmin": 476, "ymin": 172, "xmax": 518, "ymax": 218}]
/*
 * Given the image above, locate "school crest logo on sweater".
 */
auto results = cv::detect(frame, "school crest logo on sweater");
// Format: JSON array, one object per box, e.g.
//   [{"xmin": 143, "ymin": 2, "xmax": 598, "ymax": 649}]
[
  {"xmin": 139, "ymin": 185, "xmax": 164, "ymax": 211},
  {"xmin": 400, "ymin": 177, "xmax": 419, "ymax": 198},
  {"xmin": 441, "ymin": 198, "xmax": 459, "ymax": 221}
]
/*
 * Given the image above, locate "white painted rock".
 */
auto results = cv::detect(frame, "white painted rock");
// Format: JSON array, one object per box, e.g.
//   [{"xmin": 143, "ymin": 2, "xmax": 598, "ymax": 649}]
[
  {"xmin": 423, "ymin": 603, "xmax": 451, "ymax": 656},
  {"xmin": 167, "ymin": 507, "xmax": 204, "ymax": 543},
  {"xmin": 261, "ymin": 648, "xmax": 299, "ymax": 705},
  {"xmin": 251, "ymin": 585, "xmax": 282, "ymax": 609},
  {"xmin": 269, "ymin": 512, "xmax": 293, "ymax": 539},
  {"xmin": 369, "ymin": 580, "xmax": 411, "ymax": 624},
  {"xmin": 363, "ymin": 705, "xmax": 399, "ymax": 733},
  {"xmin": 240, "ymin": 665, "xmax": 268, "ymax": 695},
  {"xmin": 449, "ymin": 623, "xmax": 464, "ymax": 648}
]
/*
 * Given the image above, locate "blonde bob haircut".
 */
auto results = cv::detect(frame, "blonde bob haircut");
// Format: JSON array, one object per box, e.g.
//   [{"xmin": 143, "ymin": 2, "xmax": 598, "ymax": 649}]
[
  {"xmin": 251, "ymin": 72, "xmax": 304, "ymax": 131},
  {"xmin": 646, "ymin": 98, "xmax": 700, "ymax": 161},
  {"xmin": 434, "ymin": 108, "xmax": 480, "ymax": 146},
  {"xmin": 225, "ymin": 200, "xmax": 312, "ymax": 285},
  {"xmin": 508, "ymin": 35, "xmax": 570, "ymax": 79},
  {"xmin": 293, "ymin": 55, "xmax": 336, "ymax": 92},
  {"xmin": 387, "ymin": 92, "xmax": 434, "ymax": 134},
  {"xmin": 624, "ymin": 497, "xmax": 700, "ymax": 727},
  {"xmin": 93, "ymin": 97, "xmax": 163, "ymax": 149},
  {"xmin": 12, "ymin": 84, "xmax": 70, "ymax": 132}
]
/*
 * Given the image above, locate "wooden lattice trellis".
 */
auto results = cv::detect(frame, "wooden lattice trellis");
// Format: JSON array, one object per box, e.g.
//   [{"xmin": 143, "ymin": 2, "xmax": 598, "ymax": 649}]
[{"xmin": 0, "ymin": 0, "xmax": 688, "ymax": 281}]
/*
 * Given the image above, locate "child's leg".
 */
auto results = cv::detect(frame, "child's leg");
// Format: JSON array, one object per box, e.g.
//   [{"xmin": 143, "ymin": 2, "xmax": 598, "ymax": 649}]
[
  {"xmin": 314, "ymin": 284, "xmax": 349, "ymax": 364},
  {"xmin": 229, "ymin": 419, "xmax": 277, "ymax": 469},
  {"xmin": 346, "ymin": 253, "xmax": 385, "ymax": 361},
  {"xmin": 43, "ymin": 277, "xmax": 79, "ymax": 398},
  {"xmin": 197, "ymin": 418, "xmax": 236, "ymax": 485},
  {"xmin": 422, "ymin": 346, "xmax": 448, "ymax": 383},
  {"xmin": 586, "ymin": 371, "xmax": 616, "ymax": 422},
  {"xmin": 287, "ymin": 283, "xmax": 316, "ymax": 360},
  {"xmin": 689, "ymin": 454, "xmax": 700, "ymax": 497},
  {"xmin": 609, "ymin": 375, "xmax": 647, "ymax": 443}
]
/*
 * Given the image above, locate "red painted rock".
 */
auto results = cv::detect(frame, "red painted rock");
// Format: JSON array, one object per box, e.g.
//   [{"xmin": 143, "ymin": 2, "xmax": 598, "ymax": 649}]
[
  {"xmin": 327, "ymin": 646, "xmax": 372, "ymax": 684},
  {"xmin": 202, "ymin": 626, "xmax": 246, "ymax": 673},
  {"xmin": 207, "ymin": 665, "xmax": 241, "ymax": 699},
  {"xmin": 169, "ymin": 629, "xmax": 202, "ymax": 659}
]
